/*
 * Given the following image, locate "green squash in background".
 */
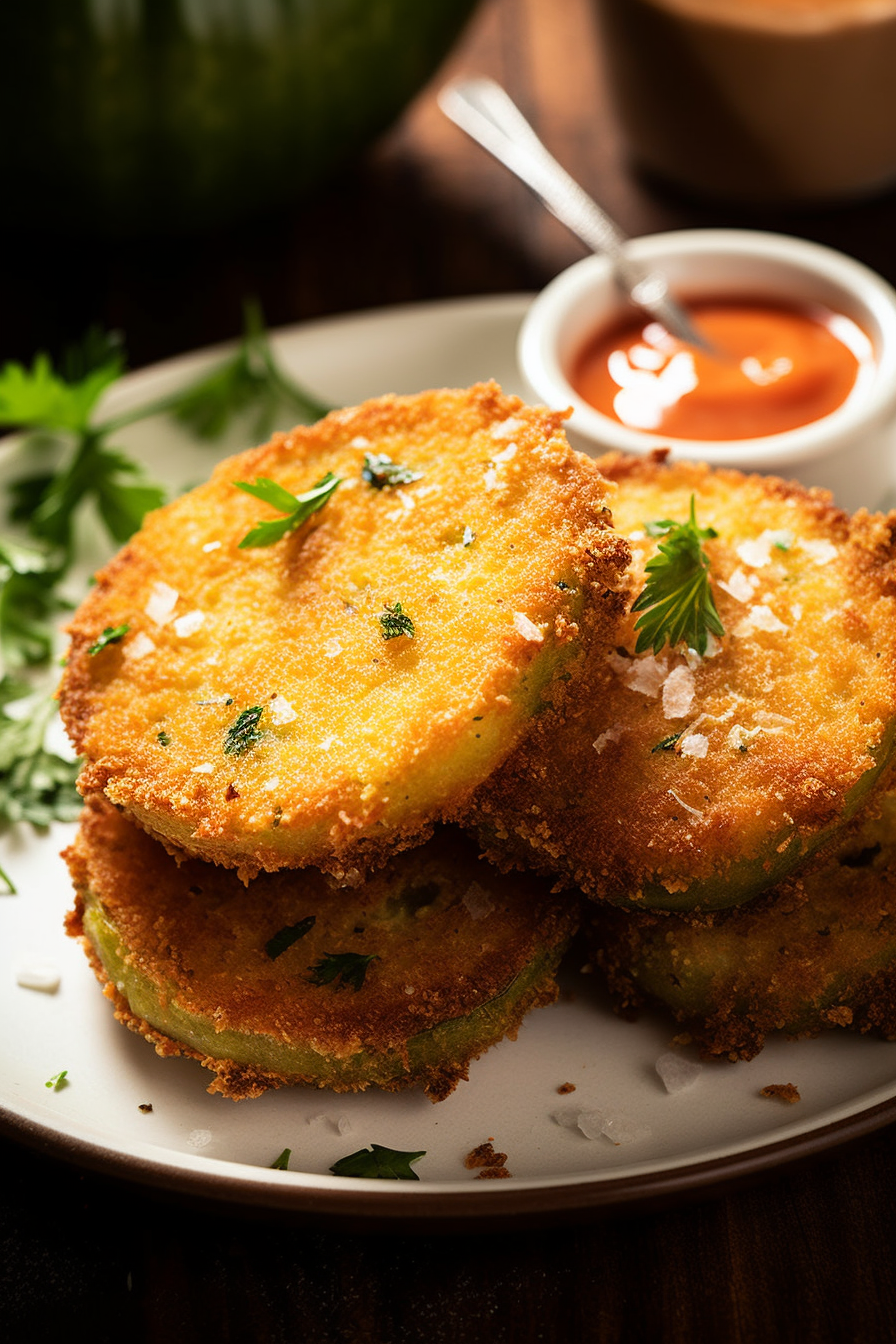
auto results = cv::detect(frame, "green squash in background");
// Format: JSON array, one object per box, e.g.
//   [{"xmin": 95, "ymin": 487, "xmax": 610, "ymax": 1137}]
[{"xmin": 2, "ymin": 0, "xmax": 479, "ymax": 234}]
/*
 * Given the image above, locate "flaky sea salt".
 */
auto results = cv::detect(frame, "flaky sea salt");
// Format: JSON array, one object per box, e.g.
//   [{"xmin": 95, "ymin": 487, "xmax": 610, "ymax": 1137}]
[
  {"xmin": 555, "ymin": 1109, "xmax": 652, "ymax": 1145},
  {"xmin": 187, "ymin": 1129, "xmax": 213, "ymax": 1149},
  {"xmin": 490, "ymin": 416, "xmax": 522, "ymax": 439},
  {"xmin": 736, "ymin": 529, "xmax": 793, "ymax": 568},
  {"xmin": 655, "ymin": 1052, "xmax": 703, "ymax": 1093},
  {"xmin": 734, "ymin": 605, "xmax": 788, "ymax": 637},
  {"xmin": 191, "ymin": 762, "xmax": 214, "ymax": 774},
  {"xmin": 679, "ymin": 733, "xmax": 708, "ymax": 758},
  {"xmin": 126, "ymin": 632, "xmax": 156, "ymax": 661},
  {"xmin": 173, "ymin": 609, "xmax": 205, "ymax": 638},
  {"xmin": 513, "ymin": 612, "xmax": 544, "ymax": 643},
  {"xmin": 16, "ymin": 964, "xmax": 61, "ymax": 993},
  {"xmin": 202, "ymin": 540, "xmax": 222, "ymax": 553},
  {"xmin": 594, "ymin": 725, "xmax": 625, "ymax": 754},
  {"xmin": 799, "ymin": 537, "xmax": 837, "ymax": 565},
  {"xmin": 623, "ymin": 652, "xmax": 669, "ymax": 697},
  {"xmin": 268, "ymin": 694, "xmax": 297, "ymax": 725},
  {"xmin": 718, "ymin": 568, "xmax": 758, "ymax": 603},
  {"xmin": 662, "ymin": 664, "xmax": 695, "ymax": 719},
  {"xmin": 144, "ymin": 581, "xmax": 178, "ymax": 626}
]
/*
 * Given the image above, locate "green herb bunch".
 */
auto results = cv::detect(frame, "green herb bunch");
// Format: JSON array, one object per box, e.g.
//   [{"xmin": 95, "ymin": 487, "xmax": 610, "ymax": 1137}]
[{"xmin": 0, "ymin": 304, "xmax": 328, "ymax": 839}]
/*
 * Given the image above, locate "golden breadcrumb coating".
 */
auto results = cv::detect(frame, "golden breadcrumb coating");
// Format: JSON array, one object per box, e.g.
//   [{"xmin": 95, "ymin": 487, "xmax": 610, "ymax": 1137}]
[
  {"xmin": 467, "ymin": 453, "xmax": 896, "ymax": 912},
  {"xmin": 64, "ymin": 794, "xmax": 582, "ymax": 1101},
  {"xmin": 589, "ymin": 791, "xmax": 896, "ymax": 1060},
  {"xmin": 59, "ymin": 384, "xmax": 629, "ymax": 879}
]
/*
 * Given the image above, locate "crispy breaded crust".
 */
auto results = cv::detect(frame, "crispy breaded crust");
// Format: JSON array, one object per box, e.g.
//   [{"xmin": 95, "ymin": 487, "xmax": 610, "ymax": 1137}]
[
  {"xmin": 59, "ymin": 383, "xmax": 629, "ymax": 879},
  {"xmin": 64, "ymin": 794, "xmax": 581, "ymax": 1101},
  {"xmin": 467, "ymin": 453, "xmax": 896, "ymax": 912},
  {"xmin": 589, "ymin": 791, "xmax": 896, "ymax": 1059}
]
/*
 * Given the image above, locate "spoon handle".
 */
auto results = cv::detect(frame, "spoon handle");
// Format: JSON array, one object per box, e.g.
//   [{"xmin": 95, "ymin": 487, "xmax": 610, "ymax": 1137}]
[{"xmin": 438, "ymin": 77, "xmax": 708, "ymax": 350}]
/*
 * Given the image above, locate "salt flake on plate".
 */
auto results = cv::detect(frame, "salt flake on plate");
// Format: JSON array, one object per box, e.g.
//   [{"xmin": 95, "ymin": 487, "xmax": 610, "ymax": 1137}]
[{"xmin": 656, "ymin": 1052, "xmax": 703, "ymax": 1093}]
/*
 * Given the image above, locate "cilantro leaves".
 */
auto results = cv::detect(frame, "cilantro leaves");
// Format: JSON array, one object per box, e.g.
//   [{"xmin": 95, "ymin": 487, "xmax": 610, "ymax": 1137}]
[
  {"xmin": 632, "ymin": 496, "xmax": 725, "ymax": 656},
  {"xmin": 234, "ymin": 472, "xmax": 340, "ymax": 548},
  {"xmin": 330, "ymin": 1144, "xmax": 425, "ymax": 1181}
]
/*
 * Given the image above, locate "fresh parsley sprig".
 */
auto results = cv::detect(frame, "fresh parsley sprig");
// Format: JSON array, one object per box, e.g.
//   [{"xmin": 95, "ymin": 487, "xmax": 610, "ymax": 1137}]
[
  {"xmin": 0, "ymin": 686, "xmax": 80, "ymax": 826},
  {"xmin": 158, "ymin": 300, "xmax": 330, "ymax": 443},
  {"xmin": 330, "ymin": 1144, "xmax": 425, "ymax": 1181},
  {"xmin": 234, "ymin": 472, "xmax": 340, "ymax": 548},
  {"xmin": 632, "ymin": 496, "xmax": 724, "ymax": 656}
]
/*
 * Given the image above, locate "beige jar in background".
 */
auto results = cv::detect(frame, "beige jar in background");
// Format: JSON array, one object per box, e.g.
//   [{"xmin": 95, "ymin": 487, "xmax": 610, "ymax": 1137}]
[{"xmin": 595, "ymin": 0, "xmax": 896, "ymax": 206}]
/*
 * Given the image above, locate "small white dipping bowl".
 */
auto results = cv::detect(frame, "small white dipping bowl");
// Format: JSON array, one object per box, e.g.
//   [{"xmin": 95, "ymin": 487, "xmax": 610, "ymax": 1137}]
[{"xmin": 518, "ymin": 229, "xmax": 896, "ymax": 512}]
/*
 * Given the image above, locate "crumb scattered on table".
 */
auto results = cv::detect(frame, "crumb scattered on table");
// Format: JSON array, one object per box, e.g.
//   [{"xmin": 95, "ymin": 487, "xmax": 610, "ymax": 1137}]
[
  {"xmin": 557, "ymin": 1082, "xmax": 576, "ymax": 1094},
  {"xmin": 761, "ymin": 1083, "xmax": 801, "ymax": 1104},
  {"xmin": 138, "ymin": 1103, "xmax": 153, "ymax": 1113}
]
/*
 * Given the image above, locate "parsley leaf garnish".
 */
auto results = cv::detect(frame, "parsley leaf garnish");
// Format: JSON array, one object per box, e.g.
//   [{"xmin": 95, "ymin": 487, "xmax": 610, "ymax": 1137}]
[
  {"xmin": 223, "ymin": 706, "xmax": 265, "ymax": 755},
  {"xmin": 88, "ymin": 623, "xmax": 129, "ymax": 656},
  {"xmin": 330, "ymin": 1144, "xmax": 425, "ymax": 1181},
  {"xmin": 265, "ymin": 916, "xmax": 316, "ymax": 960},
  {"xmin": 0, "ymin": 686, "xmax": 80, "ymax": 826},
  {"xmin": 269, "ymin": 1148, "xmax": 291, "ymax": 1170},
  {"xmin": 234, "ymin": 472, "xmax": 340, "ymax": 548},
  {"xmin": 632, "ymin": 496, "xmax": 725, "ymax": 656},
  {"xmin": 307, "ymin": 951, "xmax": 378, "ymax": 992},
  {"xmin": 361, "ymin": 453, "xmax": 423, "ymax": 490},
  {"xmin": 165, "ymin": 300, "xmax": 329, "ymax": 442},
  {"xmin": 45, "ymin": 1070, "xmax": 69, "ymax": 1091},
  {"xmin": 379, "ymin": 602, "xmax": 415, "ymax": 641}
]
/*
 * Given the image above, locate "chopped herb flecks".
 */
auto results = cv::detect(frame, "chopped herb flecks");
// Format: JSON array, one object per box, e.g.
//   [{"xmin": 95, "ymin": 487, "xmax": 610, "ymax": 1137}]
[
  {"xmin": 379, "ymin": 602, "xmax": 415, "ymax": 641},
  {"xmin": 652, "ymin": 732, "xmax": 683, "ymax": 754},
  {"xmin": 223, "ymin": 705, "xmax": 265, "ymax": 755},
  {"xmin": 157, "ymin": 730, "xmax": 171, "ymax": 746},
  {"xmin": 308, "ymin": 951, "xmax": 378, "ymax": 992},
  {"xmin": 361, "ymin": 453, "xmax": 423, "ymax": 490},
  {"xmin": 88, "ymin": 623, "xmax": 129, "ymax": 655},
  {"xmin": 330, "ymin": 1144, "xmax": 425, "ymax": 1180},
  {"xmin": 265, "ymin": 916, "xmax": 316, "ymax": 960},
  {"xmin": 633, "ymin": 496, "xmax": 724, "ymax": 656},
  {"xmin": 235, "ymin": 472, "xmax": 340, "ymax": 548},
  {"xmin": 45, "ymin": 1070, "xmax": 68, "ymax": 1091},
  {"xmin": 270, "ymin": 1148, "xmax": 291, "ymax": 1170}
]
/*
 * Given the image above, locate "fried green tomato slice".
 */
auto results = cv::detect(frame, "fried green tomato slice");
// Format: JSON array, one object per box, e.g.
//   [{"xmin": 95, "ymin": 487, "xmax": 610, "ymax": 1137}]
[
  {"xmin": 466, "ymin": 453, "xmax": 896, "ymax": 912},
  {"xmin": 589, "ymin": 791, "xmax": 896, "ymax": 1060},
  {"xmin": 59, "ymin": 383, "xmax": 629, "ymax": 879},
  {"xmin": 63, "ymin": 794, "xmax": 582, "ymax": 1101}
]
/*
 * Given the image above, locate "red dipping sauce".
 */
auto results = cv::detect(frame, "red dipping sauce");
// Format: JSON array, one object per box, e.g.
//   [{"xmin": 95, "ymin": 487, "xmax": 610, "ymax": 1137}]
[{"xmin": 569, "ymin": 298, "xmax": 872, "ymax": 440}]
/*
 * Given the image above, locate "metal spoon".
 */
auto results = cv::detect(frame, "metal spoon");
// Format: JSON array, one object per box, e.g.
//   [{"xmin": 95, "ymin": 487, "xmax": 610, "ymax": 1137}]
[{"xmin": 438, "ymin": 77, "xmax": 710, "ymax": 350}]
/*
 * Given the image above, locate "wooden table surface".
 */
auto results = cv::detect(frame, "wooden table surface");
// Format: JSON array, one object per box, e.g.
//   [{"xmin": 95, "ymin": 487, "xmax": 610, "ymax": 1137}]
[{"xmin": 4, "ymin": 1, "xmax": 896, "ymax": 1339}]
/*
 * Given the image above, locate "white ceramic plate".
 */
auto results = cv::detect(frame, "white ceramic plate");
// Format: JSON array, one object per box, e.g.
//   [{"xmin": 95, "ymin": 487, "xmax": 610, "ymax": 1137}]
[{"xmin": 3, "ymin": 295, "xmax": 896, "ymax": 1225}]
